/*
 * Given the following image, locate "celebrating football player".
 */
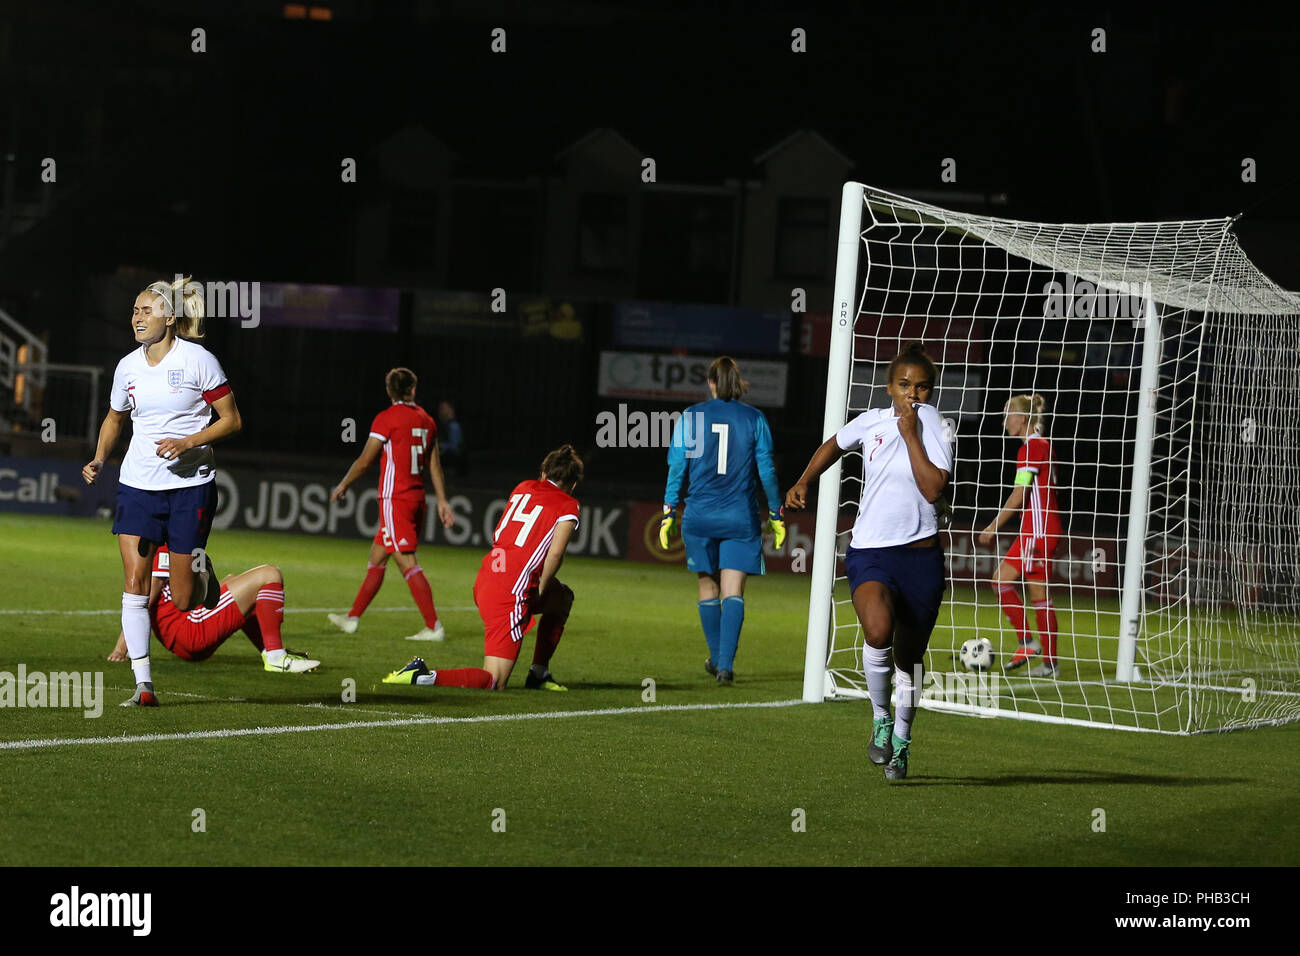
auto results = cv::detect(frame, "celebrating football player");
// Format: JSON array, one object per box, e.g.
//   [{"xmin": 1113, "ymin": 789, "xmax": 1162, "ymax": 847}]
[
  {"xmin": 107, "ymin": 546, "xmax": 319, "ymax": 672},
  {"xmin": 383, "ymin": 444, "xmax": 583, "ymax": 691},
  {"xmin": 327, "ymin": 368, "xmax": 455, "ymax": 641},
  {"xmin": 659, "ymin": 356, "xmax": 784, "ymax": 684},
  {"xmin": 979, "ymin": 393, "xmax": 1063, "ymax": 677},
  {"xmin": 83, "ymin": 275, "xmax": 243, "ymax": 707},
  {"xmin": 785, "ymin": 343, "xmax": 952, "ymax": 780}
]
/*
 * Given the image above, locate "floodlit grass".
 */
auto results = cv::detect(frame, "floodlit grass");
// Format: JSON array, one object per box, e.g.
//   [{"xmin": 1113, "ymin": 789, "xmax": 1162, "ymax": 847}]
[{"xmin": 1, "ymin": 513, "xmax": 1297, "ymax": 865}]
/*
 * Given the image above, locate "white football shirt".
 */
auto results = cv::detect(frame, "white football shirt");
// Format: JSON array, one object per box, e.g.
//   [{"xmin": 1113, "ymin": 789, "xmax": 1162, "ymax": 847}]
[
  {"xmin": 109, "ymin": 337, "xmax": 230, "ymax": 491},
  {"xmin": 836, "ymin": 403, "xmax": 953, "ymax": 548}
]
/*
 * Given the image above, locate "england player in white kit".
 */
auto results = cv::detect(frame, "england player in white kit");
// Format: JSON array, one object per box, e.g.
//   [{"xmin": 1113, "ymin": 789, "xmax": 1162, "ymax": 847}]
[
  {"xmin": 786, "ymin": 343, "xmax": 952, "ymax": 780},
  {"xmin": 83, "ymin": 276, "xmax": 243, "ymax": 706}
]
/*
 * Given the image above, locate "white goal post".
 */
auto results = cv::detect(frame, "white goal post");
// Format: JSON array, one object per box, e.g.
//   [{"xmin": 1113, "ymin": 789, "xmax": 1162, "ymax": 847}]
[{"xmin": 802, "ymin": 182, "xmax": 1300, "ymax": 734}]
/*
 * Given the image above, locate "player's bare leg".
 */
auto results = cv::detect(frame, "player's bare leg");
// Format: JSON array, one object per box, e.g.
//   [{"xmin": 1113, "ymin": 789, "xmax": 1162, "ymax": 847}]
[
  {"xmin": 394, "ymin": 549, "xmax": 445, "ymax": 642},
  {"xmin": 853, "ymin": 581, "xmax": 896, "ymax": 766},
  {"xmin": 994, "ymin": 559, "xmax": 1038, "ymax": 670},
  {"xmin": 118, "ymin": 534, "xmax": 159, "ymax": 705},
  {"xmin": 329, "ymin": 540, "xmax": 390, "ymax": 634}
]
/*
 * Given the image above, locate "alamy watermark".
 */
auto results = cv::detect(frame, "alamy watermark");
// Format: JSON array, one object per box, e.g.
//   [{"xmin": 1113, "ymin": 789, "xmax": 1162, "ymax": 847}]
[
  {"xmin": 595, "ymin": 404, "xmax": 707, "ymax": 457},
  {"xmin": 920, "ymin": 667, "xmax": 1001, "ymax": 709},
  {"xmin": 0, "ymin": 665, "xmax": 104, "ymax": 718},
  {"xmin": 168, "ymin": 273, "xmax": 261, "ymax": 328},
  {"xmin": 1043, "ymin": 277, "xmax": 1146, "ymax": 320}
]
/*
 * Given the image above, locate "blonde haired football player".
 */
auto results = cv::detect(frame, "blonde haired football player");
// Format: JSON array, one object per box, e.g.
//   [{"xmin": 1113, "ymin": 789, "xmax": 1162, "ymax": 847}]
[
  {"xmin": 83, "ymin": 276, "xmax": 243, "ymax": 706},
  {"xmin": 979, "ymin": 393, "xmax": 1063, "ymax": 677}
]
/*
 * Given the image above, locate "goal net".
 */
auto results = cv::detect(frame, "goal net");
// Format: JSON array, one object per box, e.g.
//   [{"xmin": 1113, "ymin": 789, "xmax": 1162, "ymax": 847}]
[{"xmin": 801, "ymin": 182, "xmax": 1300, "ymax": 733}]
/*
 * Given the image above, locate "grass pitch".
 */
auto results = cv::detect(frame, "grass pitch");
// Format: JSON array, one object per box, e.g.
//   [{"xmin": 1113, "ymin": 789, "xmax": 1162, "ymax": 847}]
[{"xmin": 0, "ymin": 512, "xmax": 1297, "ymax": 866}]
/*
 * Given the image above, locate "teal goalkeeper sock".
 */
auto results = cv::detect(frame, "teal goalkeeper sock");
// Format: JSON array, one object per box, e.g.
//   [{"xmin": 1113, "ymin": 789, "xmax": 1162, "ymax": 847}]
[
  {"xmin": 718, "ymin": 596, "xmax": 745, "ymax": 672},
  {"xmin": 698, "ymin": 598, "xmax": 721, "ymax": 662}
]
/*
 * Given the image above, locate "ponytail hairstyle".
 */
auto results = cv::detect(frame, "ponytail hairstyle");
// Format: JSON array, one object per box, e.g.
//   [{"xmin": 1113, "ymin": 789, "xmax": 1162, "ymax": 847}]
[
  {"xmin": 886, "ymin": 341, "xmax": 938, "ymax": 384},
  {"xmin": 143, "ymin": 275, "xmax": 205, "ymax": 340},
  {"xmin": 1004, "ymin": 393, "xmax": 1049, "ymax": 435},
  {"xmin": 385, "ymin": 367, "xmax": 418, "ymax": 401},
  {"xmin": 540, "ymin": 443, "xmax": 584, "ymax": 491},
  {"xmin": 708, "ymin": 356, "xmax": 749, "ymax": 401}
]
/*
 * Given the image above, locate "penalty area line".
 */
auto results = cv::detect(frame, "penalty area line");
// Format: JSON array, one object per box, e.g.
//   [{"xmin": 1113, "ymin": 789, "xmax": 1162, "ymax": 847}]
[{"xmin": 0, "ymin": 698, "xmax": 806, "ymax": 751}]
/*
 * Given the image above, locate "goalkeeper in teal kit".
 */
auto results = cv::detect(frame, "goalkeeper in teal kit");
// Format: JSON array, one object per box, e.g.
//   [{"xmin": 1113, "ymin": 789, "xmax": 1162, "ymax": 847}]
[{"xmin": 660, "ymin": 356, "xmax": 785, "ymax": 684}]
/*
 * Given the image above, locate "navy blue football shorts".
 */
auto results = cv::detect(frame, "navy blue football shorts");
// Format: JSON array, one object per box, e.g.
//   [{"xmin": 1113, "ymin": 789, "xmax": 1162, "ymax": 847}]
[
  {"xmin": 844, "ymin": 541, "xmax": 946, "ymax": 636},
  {"xmin": 113, "ymin": 481, "xmax": 218, "ymax": 558}
]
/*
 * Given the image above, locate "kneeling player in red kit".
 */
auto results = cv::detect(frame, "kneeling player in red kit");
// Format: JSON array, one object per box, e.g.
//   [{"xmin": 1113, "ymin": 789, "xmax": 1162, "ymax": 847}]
[
  {"xmin": 107, "ymin": 545, "xmax": 320, "ymax": 672},
  {"xmin": 383, "ymin": 444, "xmax": 582, "ymax": 691}
]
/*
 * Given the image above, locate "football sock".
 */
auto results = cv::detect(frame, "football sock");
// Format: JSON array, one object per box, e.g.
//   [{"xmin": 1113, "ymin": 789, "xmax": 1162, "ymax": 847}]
[
  {"xmin": 995, "ymin": 584, "xmax": 1029, "ymax": 643},
  {"xmin": 697, "ymin": 598, "xmax": 721, "ymax": 662},
  {"xmin": 532, "ymin": 611, "xmax": 568, "ymax": 671},
  {"xmin": 417, "ymin": 668, "xmax": 495, "ymax": 689},
  {"xmin": 403, "ymin": 565, "xmax": 439, "ymax": 629},
  {"xmin": 1034, "ymin": 599, "xmax": 1059, "ymax": 661},
  {"xmin": 348, "ymin": 563, "xmax": 386, "ymax": 618},
  {"xmin": 254, "ymin": 582, "xmax": 285, "ymax": 652},
  {"xmin": 241, "ymin": 615, "xmax": 266, "ymax": 652},
  {"xmin": 864, "ymin": 643, "xmax": 893, "ymax": 720},
  {"xmin": 718, "ymin": 595, "xmax": 744, "ymax": 671},
  {"xmin": 264, "ymin": 648, "xmax": 286, "ymax": 664},
  {"xmin": 122, "ymin": 592, "xmax": 152, "ymax": 686},
  {"xmin": 893, "ymin": 665, "xmax": 919, "ymax": 740}
]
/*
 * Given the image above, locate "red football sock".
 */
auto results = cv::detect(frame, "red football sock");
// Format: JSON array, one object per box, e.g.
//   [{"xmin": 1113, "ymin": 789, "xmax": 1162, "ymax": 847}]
[
  {"xmin": 1034, "ymin": 599, "xmax": 1059, "ymax": 661},
  {"xmin": 532, "ymin": 616, "xmax": 567, "ymax": 670},
  {"xmin": 241, "ymin": 615, "xmax": 265, "ymax": 652},
  {"xmin": 433, "ymin": 667, "xmax": 495, "ymax": 689},
  {"xmin": 995, "ymin": 584, "xmax": 1029, "ymax": 643},
  {"xmin": 254, "ymin": 582, "xmax": 285, "ymax": 652},
  {"xmin": 403, "ymin": 565, "xmax": 439, "ymax": 629},
  {"xmin": 349, "ymin": 564, "xmax": 386, "ymax": 618}
]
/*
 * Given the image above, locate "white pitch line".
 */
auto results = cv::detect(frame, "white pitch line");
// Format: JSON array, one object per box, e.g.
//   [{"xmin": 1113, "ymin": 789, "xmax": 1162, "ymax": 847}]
[
  {"xmin": 0, "ymin": 606, "xmax": 477, "ymax": 616},
  {"xmin": 0, "ymin": 699, "xmax": 805, "ymax": 751}
]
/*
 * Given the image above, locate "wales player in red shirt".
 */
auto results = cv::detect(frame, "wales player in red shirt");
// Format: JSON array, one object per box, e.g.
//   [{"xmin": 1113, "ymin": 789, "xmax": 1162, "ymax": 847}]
[
  {"xmin": 107, "ymin": 546, "xmax": 319, "ymax": 672},
  {"xmin": 383, "ymin": 444, "xmax": 582, "ymax": 691},
  {"xmin": 979, "ymin": 393, "xmax": 1063, "ymax": 677},
  {"xmin": 328, "ymin": 368, "xmax": 455, "ymax": 641}
]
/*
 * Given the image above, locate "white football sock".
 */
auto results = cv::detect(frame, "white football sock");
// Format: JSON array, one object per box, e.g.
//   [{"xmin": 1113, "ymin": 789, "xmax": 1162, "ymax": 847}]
[
  {"xmin": 263, "ymin": 648, "xmax": 286, "ymax": 664},
  {"xmin": 122, "ymin": 592, "xmax": 152, "ymax": 685},
  {"xmin": 864, "ymin": 644, "xmax": 893, "ymax": 720},
  {"xmin": 894, "ymin": 665, "xmax": 919, "ymax": 740},
  {"xmin": 415, "ymin": 673, "xmax": 438, "ymax": 686}
]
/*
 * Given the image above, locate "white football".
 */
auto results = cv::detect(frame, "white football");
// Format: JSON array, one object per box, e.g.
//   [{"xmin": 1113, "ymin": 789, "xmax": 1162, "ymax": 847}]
[{"xmin": 960, "ymin": 637, "xmax": 996, "ymax": 672}]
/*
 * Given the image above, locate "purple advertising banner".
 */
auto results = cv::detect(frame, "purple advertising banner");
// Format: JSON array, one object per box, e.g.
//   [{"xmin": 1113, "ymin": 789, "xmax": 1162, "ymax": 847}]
[
  {"xmin": 614, "ymin": 301, "xmax": 791, "ymax": 355},
  {"xmin": 259, "ymin": 283, "xmax": 400, "ymax": 332}
]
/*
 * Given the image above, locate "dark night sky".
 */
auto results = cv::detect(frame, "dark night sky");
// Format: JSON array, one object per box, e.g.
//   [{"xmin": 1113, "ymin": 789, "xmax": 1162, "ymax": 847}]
[{"xmin": 3, "ymin": 2, "xmax": 1299, "ymax": 296}]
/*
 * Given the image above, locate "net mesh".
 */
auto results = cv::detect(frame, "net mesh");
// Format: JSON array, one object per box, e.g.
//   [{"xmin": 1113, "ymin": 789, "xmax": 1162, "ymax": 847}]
[{"xmin": 821, "ymin": 185, "xmax": 1300, "ymax": 733}]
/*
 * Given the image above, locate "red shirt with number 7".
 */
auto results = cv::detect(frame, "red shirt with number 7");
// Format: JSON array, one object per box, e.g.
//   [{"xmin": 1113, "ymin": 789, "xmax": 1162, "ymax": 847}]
[{"xmin": 368, "ymin": 401, "xmax": 438, "ymax": 500}]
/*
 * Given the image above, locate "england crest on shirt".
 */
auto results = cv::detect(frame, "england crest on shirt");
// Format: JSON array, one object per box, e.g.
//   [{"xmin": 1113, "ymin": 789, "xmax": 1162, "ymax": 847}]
[{"xmin": 168, "ymin": 369, "xmax": 183, "ymax": 391}]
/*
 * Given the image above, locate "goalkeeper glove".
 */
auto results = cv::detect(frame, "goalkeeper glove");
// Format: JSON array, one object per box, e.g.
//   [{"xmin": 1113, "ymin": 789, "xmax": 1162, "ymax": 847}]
[
  {"xmin": 659, "ymin": 505, "xmax": 679, "ymax": 551},
  {"xmin": 765, "ymin": 508, "xmax": 786, "ymax": 550}
]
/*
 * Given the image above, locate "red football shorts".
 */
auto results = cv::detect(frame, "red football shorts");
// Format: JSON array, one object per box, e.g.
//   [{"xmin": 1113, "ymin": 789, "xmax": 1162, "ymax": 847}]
[
  {"xmin": 473, "ymin": 570, "xmax": 536, "ymax": 661},
  {"xmin": 373, "ymin": 495, "xmax": 426, "ymax": 555},
  {"xmin": 1004, "ymin": 534, "xmax": 1060, "ymax": 582},
  {"xmin": 156, "ymin": 591, "xmax": 248, "ymax": 661}
]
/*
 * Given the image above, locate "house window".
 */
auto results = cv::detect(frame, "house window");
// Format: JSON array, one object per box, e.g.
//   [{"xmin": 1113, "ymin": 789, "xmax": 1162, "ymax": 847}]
[
  {"xmin": 774, "ymin": 197, "xmax": 829, "ymax": 279},
  {"xmin": 577, "ymin": 193, "xmax": 630, "ymax": 274}
]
